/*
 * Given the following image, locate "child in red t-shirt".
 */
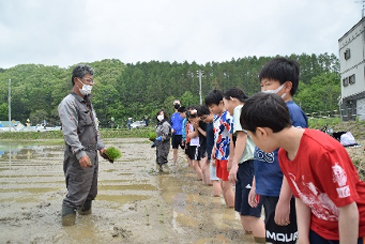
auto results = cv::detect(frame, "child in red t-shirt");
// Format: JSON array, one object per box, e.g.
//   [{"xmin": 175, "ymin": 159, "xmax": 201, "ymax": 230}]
[{"xmin": 240, "ymin": 92, "xmax": 365, "ymax": 244}]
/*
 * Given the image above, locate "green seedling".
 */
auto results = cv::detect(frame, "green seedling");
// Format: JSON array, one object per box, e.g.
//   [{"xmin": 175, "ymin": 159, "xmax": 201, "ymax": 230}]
[
  {"xmin": 102, "ymin": 146, "xmax": 122, "ymax": 163},
  {"xmin": 148, "ymin": 132, "xmax": 156, "ymax": 142}
]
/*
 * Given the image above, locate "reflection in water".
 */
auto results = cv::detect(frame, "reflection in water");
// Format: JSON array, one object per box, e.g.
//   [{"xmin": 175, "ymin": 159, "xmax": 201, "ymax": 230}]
[
  {"xmin": 0, "ymin": 141, "xmax": 57, "ymax": 167},
  {"xmin": 155, "ymin": 169, "xmax": 254, "ymax": 243}
]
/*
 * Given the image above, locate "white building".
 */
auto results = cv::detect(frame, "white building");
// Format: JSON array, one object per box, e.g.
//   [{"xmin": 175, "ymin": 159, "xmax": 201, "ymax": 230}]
[{"xmin": 338, "ymin": 17, "xmax": 365, "ymax": 121}]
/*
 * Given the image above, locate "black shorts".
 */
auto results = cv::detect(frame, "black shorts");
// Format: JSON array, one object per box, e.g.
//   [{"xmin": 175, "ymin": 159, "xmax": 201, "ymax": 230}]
[
  {"xmin": 198, "ymin": 146, "xmax": 207, "ymax": 159},
  {"xmin": 262, "ymin": 196, "xmax": 297, "ymax": 244},
  {"xmin": 187, "ymin": 145, "xmax": 200, "ymax": 160},
  {"xmin": 171, "ymin": 135, "xmax": 183, "ymax": 149}
]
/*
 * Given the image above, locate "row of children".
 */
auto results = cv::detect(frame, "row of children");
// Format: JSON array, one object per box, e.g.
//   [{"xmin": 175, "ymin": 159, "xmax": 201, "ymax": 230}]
[
  {"xmin": 167, "ymin": 57, "xmax": 303, "ymax": 243},
  {"xmin": 157, "ymin": 57, "xmax": 365, "ymax": 243}
]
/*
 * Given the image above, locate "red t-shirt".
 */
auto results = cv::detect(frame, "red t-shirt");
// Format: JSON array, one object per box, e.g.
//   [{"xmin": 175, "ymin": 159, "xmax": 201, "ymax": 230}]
[{"xmin": 278, "ymin": 129, "xmax": 365, "ymax": 240}]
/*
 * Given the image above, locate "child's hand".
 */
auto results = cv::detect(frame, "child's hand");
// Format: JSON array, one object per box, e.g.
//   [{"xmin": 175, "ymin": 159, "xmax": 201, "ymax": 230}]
[
  {"xmin": 227, "ymin": 159, "xmax": 233, "ymax": 171},
  {"xmin": 248, "ymin": 188, "xmax": 259, "ymax": 208},
  {"xmin": 274, "ymin": 200, "xmax": 290, "ymax": 226},
  {"xmin": 228, "ymin": 164, "xmax": 238, "ymax": 184}
]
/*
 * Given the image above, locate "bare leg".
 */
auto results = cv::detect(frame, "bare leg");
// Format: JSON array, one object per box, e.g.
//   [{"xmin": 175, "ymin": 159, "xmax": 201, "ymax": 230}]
[
  {"xmin": 241, "ymin": 216, "xmax": 265, "ymax": 241},
  {"xmin": 199, "ymin": 156, "xmax": 211, "ymax": 185},
  {"xmin": 186, "ymin": 155, "xmax": 192, "ymax": 168},
  {"xmin": 212, "ymin": 180, "xmax": 222, "ymax": 197},
  {"xmin": 173, "ymin": 148, "xmax": 178, "ymax": 164},
  {"xmin": 221, "ymin": 180, "xmax": 235, "ymax": 208},
  {"xmin": 192, "ymin": 160, "xmax": 203, "ymax": 180}
]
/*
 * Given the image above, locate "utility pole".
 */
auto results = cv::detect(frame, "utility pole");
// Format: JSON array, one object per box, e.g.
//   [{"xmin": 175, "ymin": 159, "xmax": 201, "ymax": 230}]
[
  {"xmin": 198, "ymin": 70, "xmax": 202, "ymax": 105},
  {"xmin": 8, "ymin": 79, "xmax": 11, "ymax": 132}
]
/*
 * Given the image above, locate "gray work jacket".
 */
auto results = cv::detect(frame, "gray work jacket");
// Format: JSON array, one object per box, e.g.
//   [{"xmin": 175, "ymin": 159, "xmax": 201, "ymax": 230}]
[{"xmin": 58, "ymin": 92, "xmax": 105, "ymax": 160}]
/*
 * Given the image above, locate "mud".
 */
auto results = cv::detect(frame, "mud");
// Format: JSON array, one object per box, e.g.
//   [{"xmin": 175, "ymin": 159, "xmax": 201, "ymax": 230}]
[
  {"xmin": 1, "ymin": 138, "xmax": 364, "ymax": 244},
  {"xmin": 0, "ymin": 138, "xmax": 254, "ymax": 244}
]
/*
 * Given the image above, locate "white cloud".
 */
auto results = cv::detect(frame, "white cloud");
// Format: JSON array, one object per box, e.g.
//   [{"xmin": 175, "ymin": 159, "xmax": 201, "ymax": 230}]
[{"xmin": 0, "ymin": 0, "xmax": 361, "ymax": 68}]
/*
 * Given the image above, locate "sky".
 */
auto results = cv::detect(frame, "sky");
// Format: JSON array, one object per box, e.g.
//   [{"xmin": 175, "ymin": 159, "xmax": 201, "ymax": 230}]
[{"xmin": 0, "ymin": 0, "xmax": 362, "ymax": 69}]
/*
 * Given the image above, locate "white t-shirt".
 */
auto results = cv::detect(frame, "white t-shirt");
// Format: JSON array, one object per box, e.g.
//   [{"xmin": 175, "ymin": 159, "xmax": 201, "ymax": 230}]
[{"xmin": 189, "ymin": 123, "xmax": 200, "ymax": 146}]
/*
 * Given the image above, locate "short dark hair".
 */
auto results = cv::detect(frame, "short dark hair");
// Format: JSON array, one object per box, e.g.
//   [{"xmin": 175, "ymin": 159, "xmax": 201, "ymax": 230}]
[
  {"xmin": 197, "ymin": 105, "xmax": 210, "ymax": 116},
  {"xmin": 259, "ymin": 57, "xmax": 300, "ymax": 96},
  {"xmin": 72, "ymin": 64, "xmax": 95, "ymax": 85},
  {"xmin": 205, "ymin": 89, "xmax": 224, "ymax": 106},
  {"xmin": 240, "ymin": 93, "xmax": 291, "ymax": 133},
  {"xmin": 224, "ymin": 87, "xmax": 249, "ymax": 102}
]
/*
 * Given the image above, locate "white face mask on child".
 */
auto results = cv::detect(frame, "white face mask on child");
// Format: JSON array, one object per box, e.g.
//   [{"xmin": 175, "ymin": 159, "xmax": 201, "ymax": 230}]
[
  {"xmin": 157, "ymin": 115, "xmax": 164, "ymax": 121},
  {"xmin": 262, "ymin": 83, "xmax": 287, "ymax": 99}
]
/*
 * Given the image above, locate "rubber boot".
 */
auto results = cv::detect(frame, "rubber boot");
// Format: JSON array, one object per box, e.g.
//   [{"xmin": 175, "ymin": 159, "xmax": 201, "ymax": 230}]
[
  {"xmin": 62, "ymin": 203, "xmax": 76, "ymax": 226},
  {"xmin": 78, "ymin": 199, "xmax": 92, "ymax": 215}
]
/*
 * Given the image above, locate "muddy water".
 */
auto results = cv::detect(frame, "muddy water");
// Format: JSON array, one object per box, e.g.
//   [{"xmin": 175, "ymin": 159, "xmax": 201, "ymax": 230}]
[{"xmin": 0, "ymin": 138, "xmax": 257, "ymax": 244}]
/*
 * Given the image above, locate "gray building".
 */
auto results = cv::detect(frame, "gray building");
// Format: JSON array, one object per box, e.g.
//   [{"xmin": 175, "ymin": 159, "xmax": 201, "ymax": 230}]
[{"xmin": 338, "ymin": 17, "xmax": 365, "ymax": 121}]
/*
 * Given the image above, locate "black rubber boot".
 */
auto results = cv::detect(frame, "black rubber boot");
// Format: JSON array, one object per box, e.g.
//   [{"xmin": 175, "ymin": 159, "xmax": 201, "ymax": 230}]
[
  {"xmin": 78, "ymin": 199, "xmax": 92, "ymax": 215},
  {"xmin": 62, "ymin": 203, "xmax": 76, "ymax": 226}
]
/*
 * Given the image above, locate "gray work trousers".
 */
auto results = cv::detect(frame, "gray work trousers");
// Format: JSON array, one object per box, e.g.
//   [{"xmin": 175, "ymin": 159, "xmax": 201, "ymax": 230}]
[{"xmin": 63, "ymin": 149, "xmax": 99, "ymax": 209}]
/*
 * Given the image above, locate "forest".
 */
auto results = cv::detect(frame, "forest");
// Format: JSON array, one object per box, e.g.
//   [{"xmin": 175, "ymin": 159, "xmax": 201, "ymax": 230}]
[{"xmin": 0, "ymin": 53, "xmax": 341, "ymax": 128}]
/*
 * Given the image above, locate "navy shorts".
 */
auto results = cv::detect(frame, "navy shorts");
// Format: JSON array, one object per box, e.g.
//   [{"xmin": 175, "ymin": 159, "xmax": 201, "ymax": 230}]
[
  {"xmin": 235, "ymin": 160, "xmax": 262, "ymax": 217},
  {"xmin": 171, "ymin": 135, "xmax": 183, "ymax": 149}
]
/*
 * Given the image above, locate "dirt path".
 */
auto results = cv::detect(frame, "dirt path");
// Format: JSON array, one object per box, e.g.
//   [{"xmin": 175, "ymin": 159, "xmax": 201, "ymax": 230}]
[{"xmin": 0, "ymin": 138, "xmax": 254, "ymax": 244}]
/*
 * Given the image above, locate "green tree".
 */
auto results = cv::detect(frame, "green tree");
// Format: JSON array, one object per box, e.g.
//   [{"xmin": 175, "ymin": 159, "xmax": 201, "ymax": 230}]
[
  {"xmin": 180, "ymin": 91, "xmax": 199, "ymax": 107},
  {"xmin": 0, "ymin": 55, "xmax": 341, "ymax": 125},
  {"xmin": 295, "ymin": 72, "xmax": 341, "ymax": 113}
]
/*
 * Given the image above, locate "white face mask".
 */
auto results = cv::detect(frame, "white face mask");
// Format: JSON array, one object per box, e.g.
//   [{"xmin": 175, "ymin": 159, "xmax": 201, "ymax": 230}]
[
  {"xmin": 262, "ymin": 83, "xmax": 286, "ymax": 99},
  {"xmin": 77, "ymin": 78, "xmax": 93, "ymax": 95},
  {"xmin": 157, "ymin": 115, "xmax": 164, "ymax": 121}
]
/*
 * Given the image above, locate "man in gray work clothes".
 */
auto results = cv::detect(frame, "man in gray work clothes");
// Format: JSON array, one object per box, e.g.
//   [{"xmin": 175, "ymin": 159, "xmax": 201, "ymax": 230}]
[{"xmin": 58, "ymin": 64, "xmax": 107, "ymax": 226}]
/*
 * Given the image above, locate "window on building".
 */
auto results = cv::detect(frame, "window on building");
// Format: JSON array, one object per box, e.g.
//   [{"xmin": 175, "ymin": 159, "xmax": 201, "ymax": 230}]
[
  {"xmin": 343, "ymin": 77, "xmax": 349, "ymax": 87},
  {"xmin": 344, "ymin": 48, "xmax": 351, "ymax": 60},
  {"xmin": 349, "ymin": 74, "xmax": 356, "ymax": 85}
]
